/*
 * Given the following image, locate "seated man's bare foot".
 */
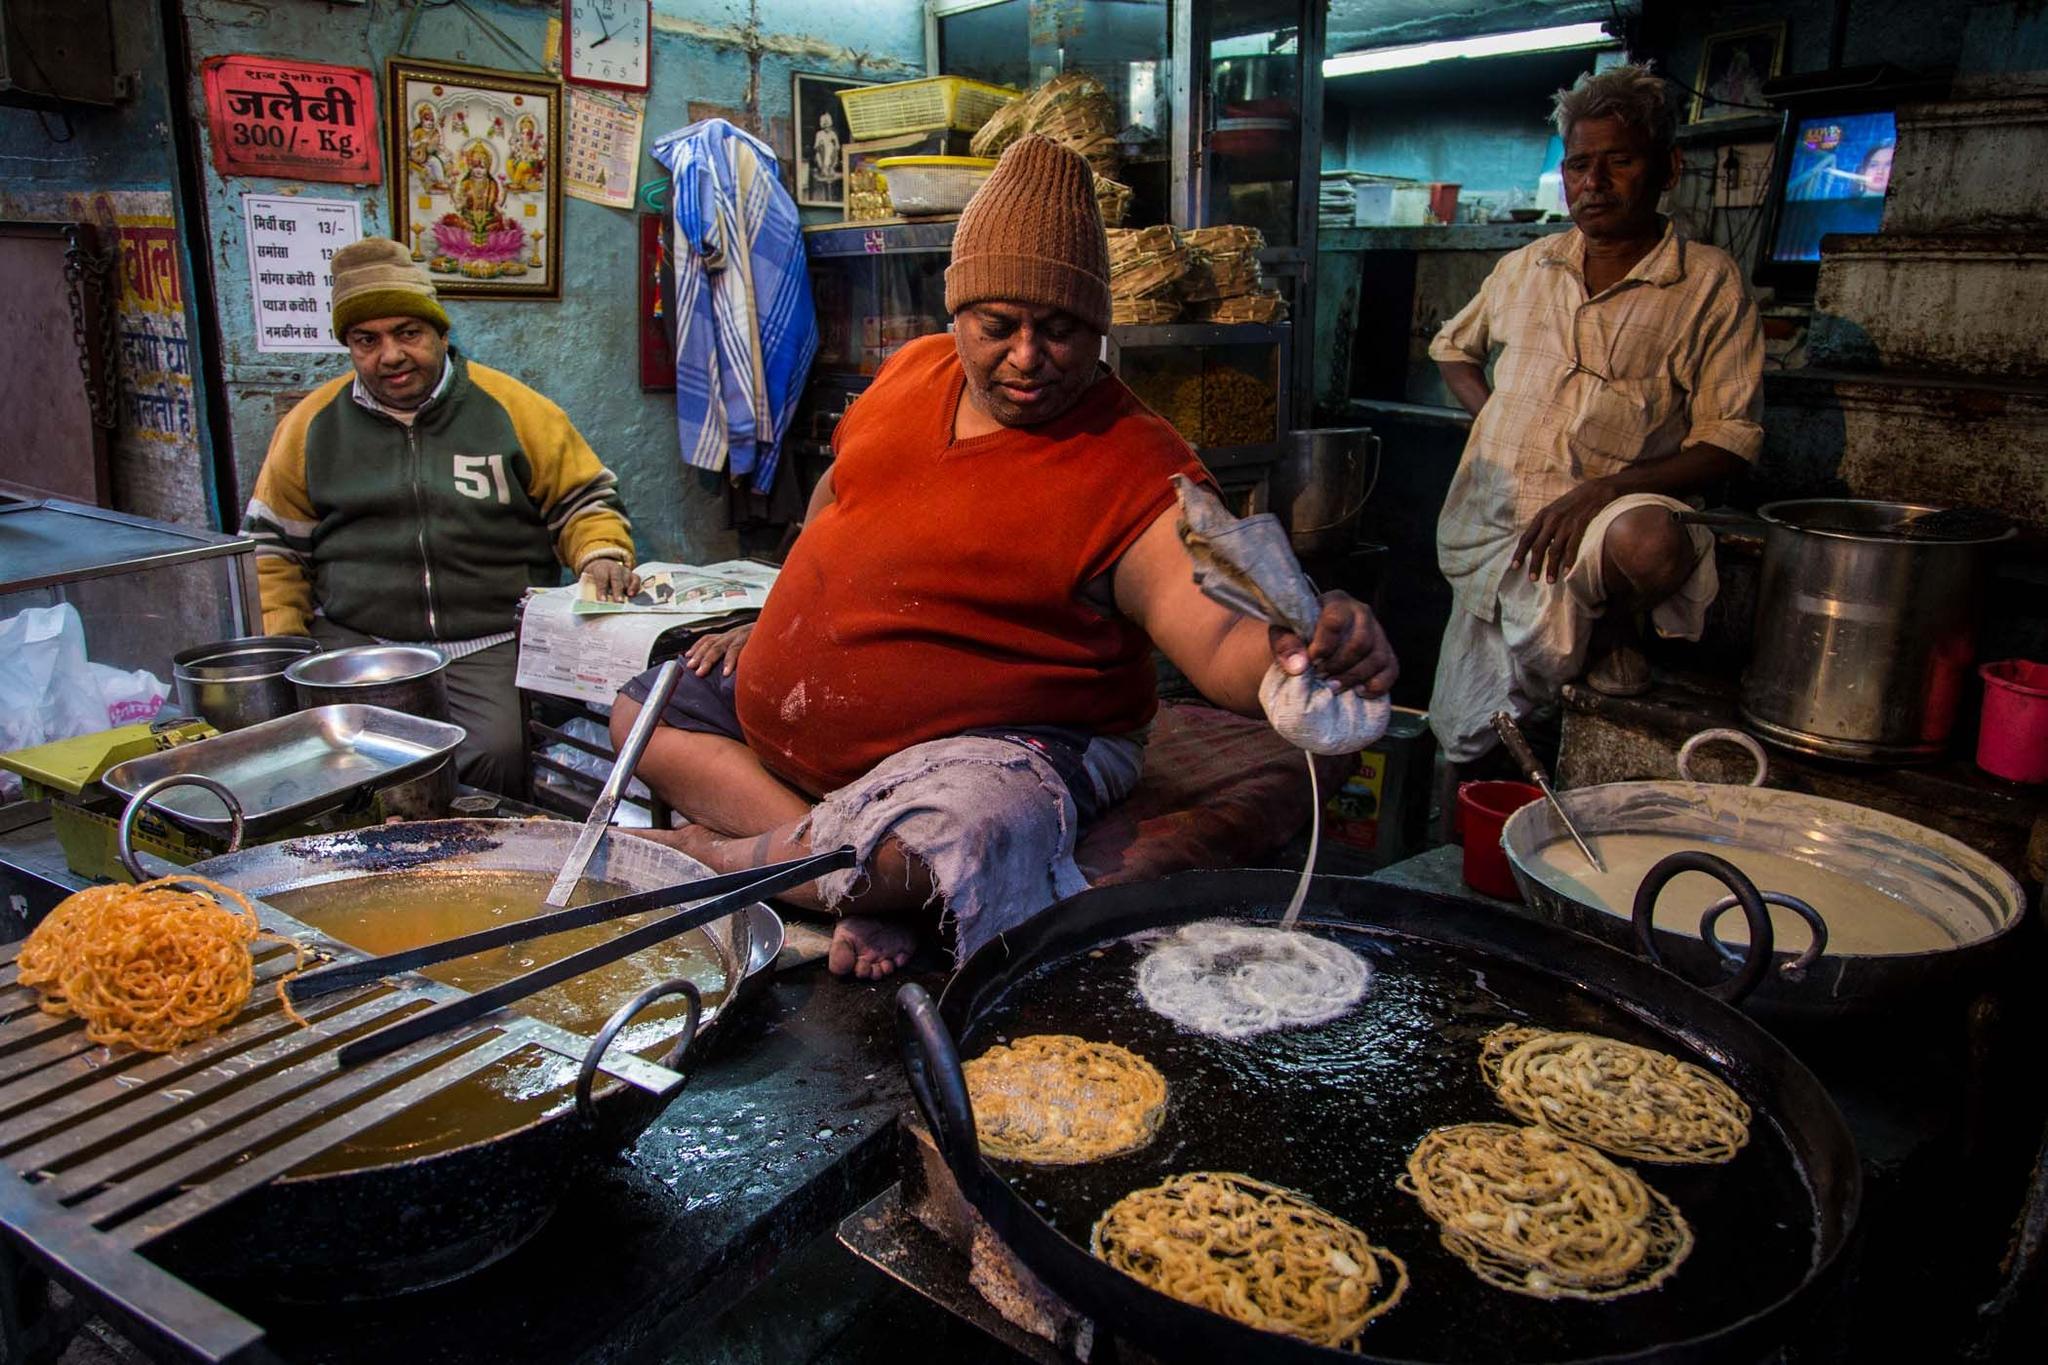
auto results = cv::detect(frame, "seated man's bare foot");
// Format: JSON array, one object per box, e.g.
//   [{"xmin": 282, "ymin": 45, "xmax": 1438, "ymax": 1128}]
[{"xmin": 828, "ymin": 915, "xmax": 919, "ymax": 980}]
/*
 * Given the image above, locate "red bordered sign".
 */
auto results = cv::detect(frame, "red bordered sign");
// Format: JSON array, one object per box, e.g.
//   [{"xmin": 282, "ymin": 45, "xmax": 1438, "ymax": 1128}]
[{"xmin": 202, "ymin": 56, "xmax": 381, "ymax": 184}]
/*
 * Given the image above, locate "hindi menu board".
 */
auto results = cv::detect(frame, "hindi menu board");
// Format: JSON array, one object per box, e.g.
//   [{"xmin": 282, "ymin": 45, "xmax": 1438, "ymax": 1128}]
[
  {"xmin": 242, "ymin": 195, "xmax": 361, "ymax": 353},
  {"xmin": 565, "ymin": 87, "xmax": 645, "ymax": 210},
  {"xmin": 202, "ymin": 56, "xmax": 380, "ymax": 184}
]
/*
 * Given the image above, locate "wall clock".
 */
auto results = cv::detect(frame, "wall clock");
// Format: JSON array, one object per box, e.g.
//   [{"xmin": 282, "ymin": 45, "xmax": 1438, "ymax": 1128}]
[{"xmin": 563, "ymin": 0, "xmax": 651, "ymax": 93}]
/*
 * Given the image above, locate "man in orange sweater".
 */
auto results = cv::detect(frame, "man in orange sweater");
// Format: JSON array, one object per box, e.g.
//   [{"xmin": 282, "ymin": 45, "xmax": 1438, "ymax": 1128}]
[{"xmin": 616, "ymin": 137, "xmax": 1396, "ymax": 977}]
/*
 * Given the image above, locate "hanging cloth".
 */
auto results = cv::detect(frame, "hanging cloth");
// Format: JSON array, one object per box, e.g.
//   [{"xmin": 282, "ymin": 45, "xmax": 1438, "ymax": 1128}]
[
  {"xmin": 649, "ymin": 118, "xmax": 818, "ymax": 494},
  {"xmin": 1172, "ymin": 476, "xmax": 1391, "ymax": 754}
]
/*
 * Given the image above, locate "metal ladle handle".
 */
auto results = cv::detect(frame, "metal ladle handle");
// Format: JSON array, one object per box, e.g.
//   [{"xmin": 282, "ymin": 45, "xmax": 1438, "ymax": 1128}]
[
  {"xmin": 116, "ymin": 774, "xmax": 245, "ymax": 882},
  {"xmin": 1701, "ymin": 893, "xmax": 1830, "ymax": 977},
  {"xmin": 1490, "ymin": 710, "xmax": 1553, "ymax": 786},
  {"xmin": 1632, "ymin": 850, "xmax": 1776, "ymax": 1004},
  {"xmin": 575, "ymin": 978, "xmax": 702, "ymax": 1124},
  {"xmin": 895, "ymin": 982, "xmax": 981, "ymax": 1195}
]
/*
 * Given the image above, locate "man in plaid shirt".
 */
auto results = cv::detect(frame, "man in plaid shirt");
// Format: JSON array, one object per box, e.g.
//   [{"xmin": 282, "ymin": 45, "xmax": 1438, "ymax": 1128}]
[{"xmin": 1426, "ymin": 64, "xmax": 1764, "ymax": 773}]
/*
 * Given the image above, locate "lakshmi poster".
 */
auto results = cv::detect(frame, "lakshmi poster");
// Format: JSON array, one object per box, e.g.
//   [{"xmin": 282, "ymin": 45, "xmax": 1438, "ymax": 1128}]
[{"xmin": 385, "ymin": 58, "xmax": 563, "ymax": 299}]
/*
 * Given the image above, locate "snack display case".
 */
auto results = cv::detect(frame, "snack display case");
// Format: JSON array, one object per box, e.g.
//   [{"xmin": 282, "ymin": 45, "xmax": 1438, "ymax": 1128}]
[
  {"xmin": 794, "ymin": 0, "xmax": 1328, "ymax": 511},
  {"xmin": 0, "ymin": 497, "xmax": 260, "ymax": 682},
  {"xmin": 1108, "ymin": 323, "xmax": 1290, "ymax": 466}
]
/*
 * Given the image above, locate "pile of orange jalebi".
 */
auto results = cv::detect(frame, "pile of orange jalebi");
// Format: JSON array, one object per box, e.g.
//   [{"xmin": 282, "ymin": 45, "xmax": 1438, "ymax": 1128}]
[{"xmin": 17, "ymin": 875, "xmax": 305, "ymax": 1053}]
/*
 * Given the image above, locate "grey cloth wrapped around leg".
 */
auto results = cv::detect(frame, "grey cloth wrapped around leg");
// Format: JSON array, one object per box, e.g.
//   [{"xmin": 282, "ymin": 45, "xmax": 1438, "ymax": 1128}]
[{"xmin": 1172, "ymin": 475, "xmax": 1391, "ymax": 755}]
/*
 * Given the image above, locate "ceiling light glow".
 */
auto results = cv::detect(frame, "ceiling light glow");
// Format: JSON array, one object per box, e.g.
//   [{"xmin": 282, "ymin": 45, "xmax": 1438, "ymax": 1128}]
[{"xmin": 1323, "ymin": 22, "xmax": 1615, "ymax": 78}]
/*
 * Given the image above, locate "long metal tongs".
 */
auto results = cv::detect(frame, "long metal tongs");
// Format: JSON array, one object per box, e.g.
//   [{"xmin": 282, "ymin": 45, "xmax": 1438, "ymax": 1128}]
[
  {"xmin": 321, "ymin": 844, "xmax": 856, "ymax": 1067},
  {"xmin": 288, "ymin": 845, "xmax": 852, "ymax": 1003}
]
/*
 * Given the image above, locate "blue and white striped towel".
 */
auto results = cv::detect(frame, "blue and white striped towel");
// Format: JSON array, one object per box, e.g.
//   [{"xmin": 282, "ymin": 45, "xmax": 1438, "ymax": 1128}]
[{"xmin": 650, "ymin": 118, "xmax": 818, "ymax": 495}]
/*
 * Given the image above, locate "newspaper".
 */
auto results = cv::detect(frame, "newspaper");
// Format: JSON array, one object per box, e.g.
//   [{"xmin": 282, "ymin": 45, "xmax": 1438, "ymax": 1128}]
[
  {"xmin": 572, "ymin": 559, "xmax": 779, "ymax": 616},
  {"xmin": 515, "ymin": 560, "xmax": 778, "ymax": 705}
]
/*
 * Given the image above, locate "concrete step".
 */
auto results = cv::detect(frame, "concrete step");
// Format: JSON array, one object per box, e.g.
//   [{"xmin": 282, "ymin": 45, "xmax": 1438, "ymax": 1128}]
[
  {"xmin": 1759, "ymin": 367, "xmax": 2048, "ymax": 532},
  {"xmin": 1809, "ymin": 232, "xmax": 2048, "ymax": 377},
  {"xmin": 1887, "ymin": 95, "xmax": 2048, "ymax": 233}
]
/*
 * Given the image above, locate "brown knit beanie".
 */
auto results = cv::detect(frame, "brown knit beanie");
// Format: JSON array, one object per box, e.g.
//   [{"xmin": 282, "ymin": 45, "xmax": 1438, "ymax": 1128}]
[
  {"xmin": 329, "ymin": 238, "xmax": 450, "ymax": 341},
  {"xmin": 945, "ymin": 135, "xmax": 1110, "ymax": 334}
]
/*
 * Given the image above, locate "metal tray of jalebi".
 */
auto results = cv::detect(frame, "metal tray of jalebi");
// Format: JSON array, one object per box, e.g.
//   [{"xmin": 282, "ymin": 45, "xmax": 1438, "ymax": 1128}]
[{"xmin": 100, "ymin": 704, "xmax": 464, "ymax": 836}]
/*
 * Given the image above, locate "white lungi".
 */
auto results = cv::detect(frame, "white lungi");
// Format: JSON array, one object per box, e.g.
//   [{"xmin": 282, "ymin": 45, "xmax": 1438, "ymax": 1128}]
[{"xmin": 1427, "ymin": 493, "xmax": 1718, "ymax": 764}]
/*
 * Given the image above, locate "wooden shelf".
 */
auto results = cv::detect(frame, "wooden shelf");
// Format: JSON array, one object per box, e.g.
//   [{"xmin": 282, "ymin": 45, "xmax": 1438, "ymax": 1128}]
[{"xmin": 1318, "ymin": 222, "xmax": 1568, "ymax": 252}]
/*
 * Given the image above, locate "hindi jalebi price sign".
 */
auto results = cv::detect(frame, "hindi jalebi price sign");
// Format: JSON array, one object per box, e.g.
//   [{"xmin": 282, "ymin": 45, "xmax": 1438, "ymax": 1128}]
[{"xmin": 202, "ymin": 56, "xmax": 380, "ymax": 184}]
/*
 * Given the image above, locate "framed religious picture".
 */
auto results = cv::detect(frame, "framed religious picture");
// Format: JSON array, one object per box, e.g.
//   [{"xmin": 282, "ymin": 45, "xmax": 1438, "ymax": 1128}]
[
  {"xmin": 791, "ymin": 72, "xmax": 868, "ymax": 209},
  {"xmin": 385, "ymin": 58, "xmax": 564, "ymax": 299},
  {"xmin": 1690, "ymin": 23, "xmax": 1786, "ymax": 124}
]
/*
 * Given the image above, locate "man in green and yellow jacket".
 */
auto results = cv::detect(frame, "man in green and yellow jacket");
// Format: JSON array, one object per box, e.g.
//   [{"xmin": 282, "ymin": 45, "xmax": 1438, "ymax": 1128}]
[{"xmin": 242, "ymin": 238, "xmax": 638, "ymax": 794}]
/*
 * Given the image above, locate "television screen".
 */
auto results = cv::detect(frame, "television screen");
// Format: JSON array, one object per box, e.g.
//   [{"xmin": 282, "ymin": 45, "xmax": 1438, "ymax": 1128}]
[{"xmin": 1768, "ymin": 111, "xmax": 1897, "ymax": 263}]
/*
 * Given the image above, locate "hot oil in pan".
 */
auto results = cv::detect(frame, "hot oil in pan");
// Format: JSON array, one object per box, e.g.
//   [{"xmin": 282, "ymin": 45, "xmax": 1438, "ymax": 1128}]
[
  {"xmin": 265, "ymin": 870, "xmax": 729, "ymax": 1174},
  {"xmin": 969, "ymin": 922, "xmax": 1817, "ymax": 1363}
]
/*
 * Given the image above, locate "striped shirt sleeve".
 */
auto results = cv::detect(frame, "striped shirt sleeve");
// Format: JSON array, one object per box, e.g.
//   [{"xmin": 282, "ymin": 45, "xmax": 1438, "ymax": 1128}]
[
  {"xmin": 1681, "ymin": 269, "xmax": 1766, "ymax": 462},
  {"xmin": 1427, "ymin": 256, "xmax": 1503, "ymax": 366}
]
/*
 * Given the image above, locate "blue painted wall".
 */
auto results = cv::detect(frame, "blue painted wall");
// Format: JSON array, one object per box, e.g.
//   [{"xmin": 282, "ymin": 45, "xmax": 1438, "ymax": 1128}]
[
  {"xmin": 183, "ymin": 0, "xmax": 923, "ymax": 566},
  {"xmin": 0, "ymin": 6, "xmax": 175, "ymax": 192},
  {"xmin": 1326, "ymin": 46, "xmax": 1604, "ymax": 202},
  {"xmin": 1340, "ymin": 102, "xmax": 1556, "ymax": 193}
]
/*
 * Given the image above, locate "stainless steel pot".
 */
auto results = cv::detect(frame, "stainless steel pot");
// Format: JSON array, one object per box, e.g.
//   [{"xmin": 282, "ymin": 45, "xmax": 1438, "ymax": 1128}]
[
  {"xmin": 287, "ymin": 644, "xmax": 450, "ymax": 721},
  {"xmin": 171, "ymin": 635, "xmax": 318, "ymax": 732},
  {"xmin": 1268, "ymin": 426, "xmax": 1378, "ymax": 558},
  {"xmin": 1712, "ymin": 499, "xmax": 2014, "ymax": 762}
]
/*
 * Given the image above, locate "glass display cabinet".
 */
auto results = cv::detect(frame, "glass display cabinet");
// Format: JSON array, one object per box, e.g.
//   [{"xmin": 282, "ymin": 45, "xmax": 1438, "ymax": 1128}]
[
  {"xmin": 799, "ymin": 2, "xmax": 1327, "ymax": 508},
  {"xmin": 801, "ymin": 221, "xmax": 1288, "ymax": 503},
  {"xmin": 0, "ymin": 497, "xmax": 259, "ymax": 682}
]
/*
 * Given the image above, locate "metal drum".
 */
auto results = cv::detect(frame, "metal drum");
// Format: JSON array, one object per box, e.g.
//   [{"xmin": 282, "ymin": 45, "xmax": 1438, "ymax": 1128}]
[
  {"xmin": 1735, "ymin": 500, "xmax": 2013, "ymax": 762},
  {"xmin": 1268, "ymin": 427, "xmax": 1379, "ymax": 559}
]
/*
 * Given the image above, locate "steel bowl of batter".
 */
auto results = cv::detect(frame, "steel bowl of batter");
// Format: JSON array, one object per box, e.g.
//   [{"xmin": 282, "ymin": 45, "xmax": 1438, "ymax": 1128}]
[{"xmin": 1500, "ymin": 740, "xmax": 2026, "ymax": 1022}]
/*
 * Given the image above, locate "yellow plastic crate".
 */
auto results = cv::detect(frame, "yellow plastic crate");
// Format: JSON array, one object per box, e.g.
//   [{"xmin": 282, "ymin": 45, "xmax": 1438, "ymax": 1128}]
[{"xmin": 837, "ymin": 76, "xmax": 1019, "ymax": 141}]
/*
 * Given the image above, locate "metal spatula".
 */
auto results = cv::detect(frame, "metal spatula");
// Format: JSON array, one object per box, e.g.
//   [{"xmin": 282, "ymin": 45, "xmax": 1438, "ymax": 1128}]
[{"xmin": 545, "ymin": 658, "xmax": 682, "ymax": 907}]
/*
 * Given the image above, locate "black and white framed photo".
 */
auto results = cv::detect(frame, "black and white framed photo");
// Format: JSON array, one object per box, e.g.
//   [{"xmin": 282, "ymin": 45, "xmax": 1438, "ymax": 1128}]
[{"xmin": 791, "ymin": 72, "xmax": 868, "ymax": 209}]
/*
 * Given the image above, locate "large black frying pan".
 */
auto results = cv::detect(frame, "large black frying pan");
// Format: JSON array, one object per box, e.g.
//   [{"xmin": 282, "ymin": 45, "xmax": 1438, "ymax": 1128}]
[{"xmin": 898, "ymin": 865, "xmax": 1861, "ymax": 1365}]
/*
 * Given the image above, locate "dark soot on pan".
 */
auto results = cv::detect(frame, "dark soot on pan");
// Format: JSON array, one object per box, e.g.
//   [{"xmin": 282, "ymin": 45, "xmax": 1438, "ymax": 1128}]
[{"xmin": 966, "ymin": 920, "xmax": 1817, "ymax": 1363}]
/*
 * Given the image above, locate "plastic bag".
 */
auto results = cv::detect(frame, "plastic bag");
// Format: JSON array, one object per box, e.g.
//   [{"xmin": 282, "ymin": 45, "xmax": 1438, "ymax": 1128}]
[
  {"xmin": 0, "ymin": 603, "xmax": 169, "ymax": 800},
  {"xmin": 536, "ymin": 715, "xmax": 656, "ymax": 827}
]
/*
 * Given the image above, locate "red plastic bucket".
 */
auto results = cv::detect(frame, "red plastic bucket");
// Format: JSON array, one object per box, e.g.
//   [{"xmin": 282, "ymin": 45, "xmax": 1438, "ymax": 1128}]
[
  {"xmin": 1456, "ymin": 780, "xmax": 1542, "ymax": 899},
  {"xmin": 1976, "ymin": 660, "xmax": 2048, "ymax": 782}
]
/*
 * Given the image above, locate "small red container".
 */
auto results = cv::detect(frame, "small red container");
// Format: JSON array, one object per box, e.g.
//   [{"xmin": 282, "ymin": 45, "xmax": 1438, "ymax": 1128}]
[
  {"xmin": 1976, "ymin": 660, "xmax": 2048, "ymax": 783},
  {"xmin": 1456, "ymin": 780, "xmax": 1542, "ymax": 899},
  {"xmin": 1427, "ymin": 181, "xmax": 1462, "ymax": 224}
]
